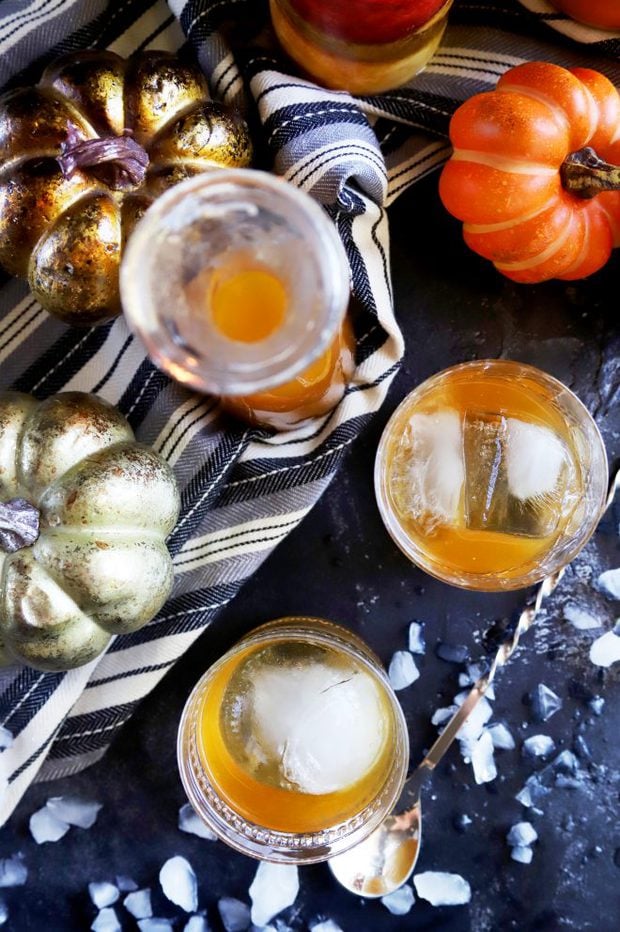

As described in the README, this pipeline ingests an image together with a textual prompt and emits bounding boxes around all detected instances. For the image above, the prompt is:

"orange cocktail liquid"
[384,368,582,579]
[185,259,355,430]
[196,640,396,833]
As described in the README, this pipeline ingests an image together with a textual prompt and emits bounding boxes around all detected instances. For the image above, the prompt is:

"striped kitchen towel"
[0,0,619,824]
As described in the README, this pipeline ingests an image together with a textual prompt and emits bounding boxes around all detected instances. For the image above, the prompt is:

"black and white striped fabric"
[0,0,618,824]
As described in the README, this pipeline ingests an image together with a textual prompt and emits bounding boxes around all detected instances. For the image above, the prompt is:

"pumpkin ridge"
[495,84,588,141]
[495,212,576,271]
[463,197,557,234]
[145,97,215,150]
[450,150,558,174]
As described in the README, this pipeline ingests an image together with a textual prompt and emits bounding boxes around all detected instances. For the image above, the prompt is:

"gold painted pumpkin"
[0,50,252,326]
[0,391,180,671]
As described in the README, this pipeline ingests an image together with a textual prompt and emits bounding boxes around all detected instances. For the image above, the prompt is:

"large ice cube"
[463,414,570,538]
[393,410,464,531]
[249,863,299,927]
[250,662,386,795]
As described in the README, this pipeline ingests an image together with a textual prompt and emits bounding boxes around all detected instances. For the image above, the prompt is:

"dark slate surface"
[0,173,618,932]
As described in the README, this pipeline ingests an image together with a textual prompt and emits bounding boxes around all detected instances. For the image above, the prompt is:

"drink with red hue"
[270,0,452,94]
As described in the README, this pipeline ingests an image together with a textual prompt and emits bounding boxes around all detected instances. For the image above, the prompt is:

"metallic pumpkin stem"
[561,146,620,199]
[0,498,40,553]
[57,125,149,191]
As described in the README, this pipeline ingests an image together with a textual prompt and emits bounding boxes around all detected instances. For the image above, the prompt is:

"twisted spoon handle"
[407,465,619,797]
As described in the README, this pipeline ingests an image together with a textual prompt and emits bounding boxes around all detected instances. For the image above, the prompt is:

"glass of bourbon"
[375,360,608,591]
[177,618,409,863]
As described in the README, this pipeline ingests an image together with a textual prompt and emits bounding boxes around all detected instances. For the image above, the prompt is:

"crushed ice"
[413,871,471,906]
[29,806,70,844]
[0,727,13,750]
[408,621,426,654]
[487,723,515,751]
[46,795,102,828]
[184,918,209,932]
[522,735,556,758]
[249,863,299,927]
[91,907,121,932]
[530,684,562,722]
[89,882,119,909]
[309,922,343,932]
[507,822,538,847]
[381,884,415,915]
[159,856,198,913]
[137,921,173,932]
[471,730,497,784]
[0,899,7,926]
[0,853,27,887]
[435,642,469,664]
[218,897,250,931]
[563,603,601,631]
[388,651,420,691]
[178,803,217,841]
[594,568,620,600]
[589,629,620,667]
[116,875,138,892]
[511,845,533,864]
[124,888,152,919]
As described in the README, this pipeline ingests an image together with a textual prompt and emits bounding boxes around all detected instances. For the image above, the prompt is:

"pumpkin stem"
[57,125,149,191]
[0,498,40,553]
[561,146,620,199]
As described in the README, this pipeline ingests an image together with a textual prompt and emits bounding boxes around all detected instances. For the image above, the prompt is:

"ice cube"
[463,414,568,537]
[218,898,250,932]
[511,845,533,864]
[395,409,464,529]
[29,806,70,844]
[249,863,299,927]
[452,812,472,833]
[46,796,102,828]
[563,603,602,631]
[594,568,620,600]
[505,419,567,500]
[138,921,173,932]
[388,651,420,691]
[506,822,538,847]
[435,642,469,664]
[89,882,119,909]
[455,694,494,759]
[91,908,121,932]
[124,889,152,919]
[116,876,138,892]
[184,918,209,932]
[0,727,13,750]
[381,884,415,915]
[588,696,605,716]
[0,899,7,926]
[0,853,27,887]
[487,723,515,751]
[530,684,562,722]
[432,705,457,726]
[310,922,343,932]
[413,871,471,906]
[251,664,386,794]
[471,730,497,784]
[522,735,556,758]
[159,856,198,913]
[589,630,620,667]
[408,622,426,655]
[515,785,533,808]
[178,803,217,841]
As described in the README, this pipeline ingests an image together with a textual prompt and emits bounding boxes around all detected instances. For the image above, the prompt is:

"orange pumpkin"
[550,1,620,30]
[439,61,620,283]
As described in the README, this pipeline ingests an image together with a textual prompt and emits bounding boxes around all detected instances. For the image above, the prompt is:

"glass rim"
[374,359,609,592]
[120,169,350,396]
[176,616,410,863]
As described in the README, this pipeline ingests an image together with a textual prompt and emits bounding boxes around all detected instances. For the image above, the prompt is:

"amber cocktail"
[270,0,452,93]
[177,618,409,863]
[375,360,608,591]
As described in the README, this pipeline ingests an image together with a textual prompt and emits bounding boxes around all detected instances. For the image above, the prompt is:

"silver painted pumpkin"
[0,391,180,671]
